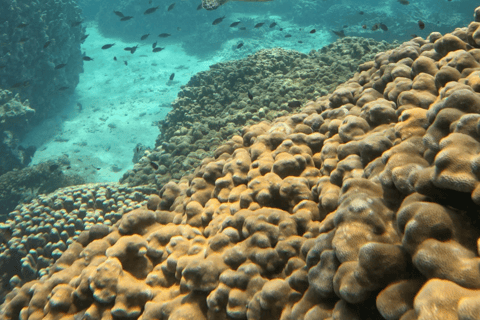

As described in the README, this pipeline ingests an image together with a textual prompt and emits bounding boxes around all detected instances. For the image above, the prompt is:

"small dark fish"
[298,40,303,43]
[83,56,94,61]
[43,41,51,49]
[254,22,265,28]
[332,29,345,37]
[362,24,367,29]
[114,56,117,61]
[247,90,253,100]
[418,20,425,30]
[10,80,25,89]
[343,25,348,28]
[124,61,128,66]
[91,165,101,171]
[158,33,171,38]
[66,166,71,169]
[49,164,59,171]
[284,34,292,38]
[371,24,379,31]
[113,10,124,17]
[16,23,28,28]
[71,20,83,27]
[397,0,409,4]
[239,27,246,30]
[153,47,165,52]
[102,43,115,49]
[230,21,241,27]
[120,16,133,21]
[236,42,243,49]
[141,34,150,40]
[169,73,175,80]
[152,41,157,48]
[197,3,203,10]
[58,86,70,91]
[124,45,138,54]
[279,28,283,31]
[288,100,302,108]
[212,16,226,25]
[144,6,159,15]
[10,80,27,88]
[269,22,277,28]
[411,34,418,38]
[81,34,89,41]
[167,3,176,11]
[359,11,364,15]
[379,23,388,31]
[149,161,159,170]
[55,63,67,69]
[309,29,316,34]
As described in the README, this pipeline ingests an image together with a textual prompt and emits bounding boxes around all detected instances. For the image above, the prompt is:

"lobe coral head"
[202,0,227,10]
[202,0,272,10]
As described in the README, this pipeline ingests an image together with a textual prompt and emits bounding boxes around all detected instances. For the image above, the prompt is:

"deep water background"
[79,0,475,56]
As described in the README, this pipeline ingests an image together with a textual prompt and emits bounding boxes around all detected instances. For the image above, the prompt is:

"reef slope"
[4,8,480,320]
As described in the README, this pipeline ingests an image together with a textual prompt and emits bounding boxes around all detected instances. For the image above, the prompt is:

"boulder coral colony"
[121,38,398,189]
[0,36,396,216]
[4,5,480,320]
[0,37,397,301]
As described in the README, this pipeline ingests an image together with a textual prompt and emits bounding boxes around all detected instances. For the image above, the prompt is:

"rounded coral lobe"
[202,0,225,10]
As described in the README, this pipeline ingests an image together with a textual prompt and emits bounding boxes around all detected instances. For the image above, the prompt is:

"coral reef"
[0,89,36,176]
[0,182,155,302]
[6,8,480,320]
[121,37,397,190]
[201,0,273,11]
[0,156,86,217]
[0,0,85,122]
[0,0,86,221]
